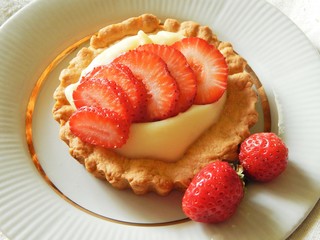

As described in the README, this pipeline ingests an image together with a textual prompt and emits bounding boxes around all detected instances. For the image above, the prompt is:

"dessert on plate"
[52,14,258,196]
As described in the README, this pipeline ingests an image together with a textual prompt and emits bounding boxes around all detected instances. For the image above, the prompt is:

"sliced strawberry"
[73,78,133,122]
[137,44,197,115]
[82,63,148,122]
[69,106,130,148]
[173,37,228,104]
[113,50,179,121]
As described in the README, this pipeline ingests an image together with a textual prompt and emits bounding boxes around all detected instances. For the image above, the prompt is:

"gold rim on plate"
[25,34,271,227]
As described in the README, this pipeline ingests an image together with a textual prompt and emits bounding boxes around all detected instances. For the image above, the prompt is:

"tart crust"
[52,14,258,196]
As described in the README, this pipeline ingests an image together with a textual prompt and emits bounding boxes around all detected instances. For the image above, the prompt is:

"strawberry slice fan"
[69,37,228,149]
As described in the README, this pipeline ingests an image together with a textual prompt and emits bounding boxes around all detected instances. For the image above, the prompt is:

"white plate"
[1,0,320,239]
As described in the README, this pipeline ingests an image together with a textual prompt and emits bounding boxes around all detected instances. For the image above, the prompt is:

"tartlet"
[52,14,258,196]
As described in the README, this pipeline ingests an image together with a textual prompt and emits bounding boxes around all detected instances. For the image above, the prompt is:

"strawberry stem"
[228,161,246,188]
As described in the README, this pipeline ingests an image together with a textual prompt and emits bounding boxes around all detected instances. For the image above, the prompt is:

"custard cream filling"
[65,30,227,162]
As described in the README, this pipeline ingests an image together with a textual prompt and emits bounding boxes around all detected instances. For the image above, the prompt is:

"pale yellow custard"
[116,93,226,161]
[65,30,227,162]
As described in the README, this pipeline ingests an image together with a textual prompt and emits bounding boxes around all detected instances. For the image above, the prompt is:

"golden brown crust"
[52,14,258,196]
[91,14,161,49]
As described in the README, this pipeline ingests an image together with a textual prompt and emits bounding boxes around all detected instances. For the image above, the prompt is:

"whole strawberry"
[239,132,288,182]
[182,161,244,223]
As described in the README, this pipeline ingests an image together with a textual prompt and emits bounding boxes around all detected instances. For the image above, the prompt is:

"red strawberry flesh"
[136,44,197,115]
[83,63,148,122]
[113,50,179,121]
[69,106,130,148]
[73,78,133,122]
[173,37,228,104]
